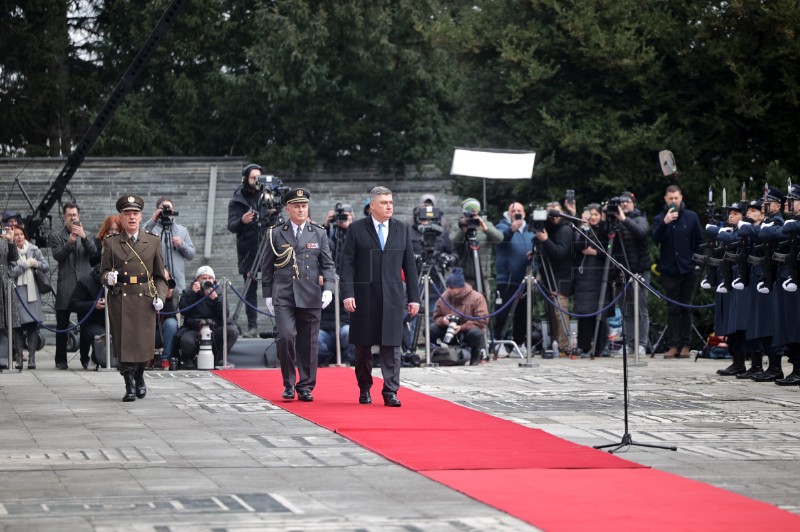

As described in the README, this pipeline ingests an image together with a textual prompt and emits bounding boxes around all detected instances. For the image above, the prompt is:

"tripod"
[407,257,449,355]
[230,208,283,327]
[555,211,677,453]
[493,238,538,359]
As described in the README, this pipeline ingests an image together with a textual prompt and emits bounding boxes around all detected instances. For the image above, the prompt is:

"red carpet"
[216,368,800,530]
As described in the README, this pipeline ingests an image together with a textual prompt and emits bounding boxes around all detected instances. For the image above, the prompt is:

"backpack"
[431,346,470,366]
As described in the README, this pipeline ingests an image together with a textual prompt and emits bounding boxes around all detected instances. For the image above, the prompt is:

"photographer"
[430,268,489,366]
[607,191,651,356]
[450,198,503,300]
[177,266,239,367]
[652,185,703,358]
[494,202,535,352]
[143,197,196,297]
[535,201,574,356]
[323,202,354,263]
[227,163,265,337]
[572,204,610,356]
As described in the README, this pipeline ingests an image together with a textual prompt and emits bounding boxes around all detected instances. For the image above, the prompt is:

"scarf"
[15,241,38,302]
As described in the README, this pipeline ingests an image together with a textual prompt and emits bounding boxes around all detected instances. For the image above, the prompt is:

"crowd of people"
[4,166,800,403]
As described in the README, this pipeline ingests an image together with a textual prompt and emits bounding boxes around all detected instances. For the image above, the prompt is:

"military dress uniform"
[101,195,168,401]
[262,188,335,400]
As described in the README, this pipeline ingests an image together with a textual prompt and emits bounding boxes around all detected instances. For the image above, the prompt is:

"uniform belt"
[119,275,147,284]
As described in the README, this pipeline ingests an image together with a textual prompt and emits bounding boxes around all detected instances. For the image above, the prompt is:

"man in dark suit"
[340,186,421,407]
[102,195,168,402]
[262,188,335,402]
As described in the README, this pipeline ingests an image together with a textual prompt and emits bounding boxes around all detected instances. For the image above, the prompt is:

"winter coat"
[10,241,49,326]
[340,217,420,347]
[495,214,535,286]
[433,283,489,333]
[652,203,703,275]
[227,185,261,274]
[49,225,98,310]
[0,240,21,329]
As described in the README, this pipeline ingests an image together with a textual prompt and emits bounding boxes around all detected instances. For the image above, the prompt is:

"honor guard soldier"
[102,195,168,402]
[776,184,800,385]
[262,188,335,402]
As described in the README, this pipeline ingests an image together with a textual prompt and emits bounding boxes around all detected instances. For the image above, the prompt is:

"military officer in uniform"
[102,195,168,402]
[262,188,335,402]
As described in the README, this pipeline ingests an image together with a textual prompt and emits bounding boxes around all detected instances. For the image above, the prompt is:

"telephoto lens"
[201,280,214,291]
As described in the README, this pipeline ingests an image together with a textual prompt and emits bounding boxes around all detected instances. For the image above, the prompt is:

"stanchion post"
[220,278,233,369]
[104,287,111,370]
[629,276,647,367]
[421,274,437,367]
[333,275,346,367]
[519,275,538,368]
[6,279,12,369]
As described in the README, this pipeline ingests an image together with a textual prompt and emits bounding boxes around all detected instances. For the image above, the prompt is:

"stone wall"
[1,157,463,334]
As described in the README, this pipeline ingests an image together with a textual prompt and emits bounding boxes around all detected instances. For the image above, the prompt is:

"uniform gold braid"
[268,226,300,279]
[125,242,159,298]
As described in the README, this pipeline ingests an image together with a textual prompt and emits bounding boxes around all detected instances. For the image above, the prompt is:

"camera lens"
[201,280,214,291]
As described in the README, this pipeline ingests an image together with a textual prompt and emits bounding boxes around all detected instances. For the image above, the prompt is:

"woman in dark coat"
[572,204,611,357]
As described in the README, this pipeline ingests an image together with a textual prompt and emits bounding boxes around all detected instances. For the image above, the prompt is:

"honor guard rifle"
[752,183,779,293]
[775,179,799,292]
[725,183,751,291]
[694,187,726,290]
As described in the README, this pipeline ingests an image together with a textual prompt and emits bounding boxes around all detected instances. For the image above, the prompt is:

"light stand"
[556,211,677,453]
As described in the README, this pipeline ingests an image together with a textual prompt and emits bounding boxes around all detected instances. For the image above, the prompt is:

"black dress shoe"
[56,362,69,370]
[383,393,402,407]
[297,390,314,402]
[776,371,800,386]
[281,386,295,400]
[359,390,372,404]
[754,367,784,382]
[717,363,746,376]
[736,366,763,379]
[81,359,90,370]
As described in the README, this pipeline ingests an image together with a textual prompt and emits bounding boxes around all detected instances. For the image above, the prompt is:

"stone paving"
[1,342,799,530]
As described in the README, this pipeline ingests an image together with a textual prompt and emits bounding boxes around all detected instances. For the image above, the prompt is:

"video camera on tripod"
[458,209,487,239]
[414,206,455,270]
[159,203,178,226]
[528,206,548,232]
[250,174,290,225]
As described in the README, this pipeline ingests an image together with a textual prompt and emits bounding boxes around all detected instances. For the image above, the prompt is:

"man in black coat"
[69,264,107,368]
[227,163,265,337]
[340,186,420,407]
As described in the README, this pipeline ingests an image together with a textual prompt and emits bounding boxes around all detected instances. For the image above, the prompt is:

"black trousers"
[660,272,698,349]
[493,282,527,346]
[243,273,259,330]
[55,309,71,365]
[355,344,401,395]
[79,322,106,364]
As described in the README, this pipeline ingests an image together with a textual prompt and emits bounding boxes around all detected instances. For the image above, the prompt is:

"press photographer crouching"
[176,266,239,368]
[429,268,489,366]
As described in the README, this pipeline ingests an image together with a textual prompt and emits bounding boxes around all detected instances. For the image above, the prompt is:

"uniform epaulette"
[145,230,157,236]
[309,221,325,230]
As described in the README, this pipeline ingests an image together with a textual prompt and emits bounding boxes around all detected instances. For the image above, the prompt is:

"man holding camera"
[494,202,535,353]
[177,266,239,367]
[50,202,98,369]
[143,197,196,298]
[652,185,703,358]
[451,198,503,301]
[323,203,354,266]
[227,163,265,337]
[608,191,651,356]
[430,268,489,365]
[263,188,335,402]
[535,201,574,356]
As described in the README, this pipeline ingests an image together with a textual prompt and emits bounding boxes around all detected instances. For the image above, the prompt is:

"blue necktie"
[378,223,385,250]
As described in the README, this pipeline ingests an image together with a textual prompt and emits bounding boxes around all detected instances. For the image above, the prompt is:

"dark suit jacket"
[262,222,335,308]
[340,217,420,346]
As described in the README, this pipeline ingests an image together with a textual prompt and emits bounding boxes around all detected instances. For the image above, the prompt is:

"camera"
[442,315,462,344]
[514,213,523,221]
[201,280,214,291]
[605,197,622,215]
[1,227,6,236]
[333,202,350,223]
[161,204,178,217]
[529,207,548,232]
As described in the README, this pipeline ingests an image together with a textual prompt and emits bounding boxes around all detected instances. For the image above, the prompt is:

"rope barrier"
[227,282,274,317]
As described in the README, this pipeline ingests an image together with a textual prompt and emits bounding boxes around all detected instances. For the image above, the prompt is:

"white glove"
[783,278,797,292]
[719,226,734,233]
[732,277,745,290]
[737,220,751,229]
[26,257,38,268]
[266,297,274,315]
[152,297,164,311]
[700,278,712,290]
[756,281,770,294]
[716,283,728,294]
[321,290,333,309]
[107,271,118,286]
